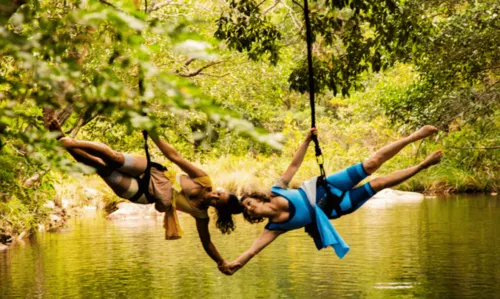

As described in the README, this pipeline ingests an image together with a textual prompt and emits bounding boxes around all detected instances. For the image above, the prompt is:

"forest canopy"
[0,0,498,240]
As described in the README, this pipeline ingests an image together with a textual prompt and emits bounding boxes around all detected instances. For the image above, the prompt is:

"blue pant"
[316,163,376,219]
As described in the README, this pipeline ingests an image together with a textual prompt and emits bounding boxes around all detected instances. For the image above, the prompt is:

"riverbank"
[1,160,497,249]
[1,120,498,247]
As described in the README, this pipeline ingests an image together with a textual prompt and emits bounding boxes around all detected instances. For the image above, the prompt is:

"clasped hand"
[304,127,318,143]
[217,260,242,276]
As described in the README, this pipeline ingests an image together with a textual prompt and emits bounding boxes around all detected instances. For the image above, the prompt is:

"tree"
[380,1,499,129]
[215,0,416,95]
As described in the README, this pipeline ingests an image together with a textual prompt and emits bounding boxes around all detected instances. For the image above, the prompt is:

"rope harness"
[302,0,345,217]
[128,130,167,204]
[129,69,167,204]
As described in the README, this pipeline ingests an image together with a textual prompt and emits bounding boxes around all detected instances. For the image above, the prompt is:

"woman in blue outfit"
[220,126,442,275]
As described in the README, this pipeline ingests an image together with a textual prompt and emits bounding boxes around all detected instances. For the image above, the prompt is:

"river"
[1,194,499,298]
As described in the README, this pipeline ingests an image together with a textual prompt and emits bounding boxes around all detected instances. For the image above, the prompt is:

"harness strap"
[128,131,167,204]
[141,130,153,201]
[316,176,345,217]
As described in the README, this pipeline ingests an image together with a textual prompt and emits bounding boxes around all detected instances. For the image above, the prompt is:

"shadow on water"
[1,194,499,298]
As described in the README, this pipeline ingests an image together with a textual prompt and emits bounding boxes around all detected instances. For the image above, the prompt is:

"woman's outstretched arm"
[151,135,207,178]
[278,128,317,188]
[196,217,226,266]
[223,229,285,275]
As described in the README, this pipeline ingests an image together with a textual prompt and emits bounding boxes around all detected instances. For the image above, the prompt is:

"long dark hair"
[240,191,271,224]
[215,193,244,234]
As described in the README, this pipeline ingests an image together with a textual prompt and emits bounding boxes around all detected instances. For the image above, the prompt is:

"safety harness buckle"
[315,154,324,165]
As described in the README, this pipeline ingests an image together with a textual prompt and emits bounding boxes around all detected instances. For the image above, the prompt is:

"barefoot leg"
[49,119,142,199]
[363,125,438,174]
[49,118,127,169]
[369,150,442,192]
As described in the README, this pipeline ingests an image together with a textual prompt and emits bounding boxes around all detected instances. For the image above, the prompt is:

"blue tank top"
[265,186,313,231]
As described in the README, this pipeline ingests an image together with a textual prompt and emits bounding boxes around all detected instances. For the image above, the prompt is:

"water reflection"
[1,195,499,298]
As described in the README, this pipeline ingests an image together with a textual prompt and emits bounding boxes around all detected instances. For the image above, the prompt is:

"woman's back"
[266,187,313,231]
[166,172,211,219]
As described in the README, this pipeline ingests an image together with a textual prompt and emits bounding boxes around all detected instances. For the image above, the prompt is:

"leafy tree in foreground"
[0,0,282,240]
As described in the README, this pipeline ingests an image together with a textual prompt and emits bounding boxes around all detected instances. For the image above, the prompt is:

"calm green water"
[1,195,499,298]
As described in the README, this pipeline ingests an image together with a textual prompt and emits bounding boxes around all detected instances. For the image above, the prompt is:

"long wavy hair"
[240,191,272,224]
[215,193,244,234]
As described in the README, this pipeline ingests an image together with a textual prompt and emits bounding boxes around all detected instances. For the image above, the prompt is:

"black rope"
[303,0,324,175]
[134,66,155,204]
[142,129,151,170]
[304,0,315,128]
[138,66,151,178]
[302,0,343,218]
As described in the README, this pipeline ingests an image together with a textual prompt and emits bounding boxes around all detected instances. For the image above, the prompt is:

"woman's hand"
[304,127,318,143]
[218,260,243,276]
[228,261,243,274]
[217,260,232,275]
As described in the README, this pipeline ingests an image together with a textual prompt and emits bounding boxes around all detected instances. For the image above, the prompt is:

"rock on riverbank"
[372,188,424,200]
[106,202,163,220]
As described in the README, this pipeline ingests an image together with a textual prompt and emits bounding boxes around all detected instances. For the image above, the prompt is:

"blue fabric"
[267,187,349,259]
[319,162,375,218]
[325,182,375,219]
[326,162,369,190]
[265,163,376,259]
[313,205,350,258]
[266,187,313,231]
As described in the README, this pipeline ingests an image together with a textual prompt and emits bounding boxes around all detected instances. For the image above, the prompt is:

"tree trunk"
[56,104,74,125]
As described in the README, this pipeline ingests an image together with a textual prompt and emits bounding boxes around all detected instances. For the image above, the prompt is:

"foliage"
[0,0,278,240]
[379,1,499,129]
[215,0,417,95]
[0,0,498,242]
[215,0,281,64]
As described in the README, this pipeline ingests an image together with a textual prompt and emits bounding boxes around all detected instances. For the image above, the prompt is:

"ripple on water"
[1,195,500,298]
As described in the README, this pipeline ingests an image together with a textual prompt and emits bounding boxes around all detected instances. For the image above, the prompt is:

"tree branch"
[290,0,303,11]
[147,0,183,12]
[183,57,196,67]
[263,0,282,15]
[98,0,120,10]
[282,1,302,30]
[197,72,230,78]
[175,60,225,77]
[256,0,268,9]
[56,104,74,126]
[69,112,99,138]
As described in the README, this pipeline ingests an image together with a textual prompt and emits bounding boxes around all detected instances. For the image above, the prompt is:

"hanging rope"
[302,0,345,218]
[129,66,157,204]
[303,0,325,178]
[138,66,151,172]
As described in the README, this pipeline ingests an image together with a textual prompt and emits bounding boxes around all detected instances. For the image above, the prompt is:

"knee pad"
[103,171,141,200]
[119,153,136,172]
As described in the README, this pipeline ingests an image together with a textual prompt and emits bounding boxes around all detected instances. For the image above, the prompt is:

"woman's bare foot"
[48,119,78,149]
[411,125,438,141]
[48,118,65,140]
[420,150,443,169]
[43,107,56,129]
